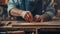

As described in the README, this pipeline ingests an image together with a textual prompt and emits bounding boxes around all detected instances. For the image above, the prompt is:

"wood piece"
[7,31,24,34]
[0,20,60,26]
[11,21,60,26]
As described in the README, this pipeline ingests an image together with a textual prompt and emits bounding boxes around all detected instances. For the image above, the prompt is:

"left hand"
[34,14,49,22]
[39,14,49,22]
[33,15,40,22]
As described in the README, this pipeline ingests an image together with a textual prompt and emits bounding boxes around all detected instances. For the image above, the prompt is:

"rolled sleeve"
[45,6,55,17]
[7,0,16,12]
[7,0,19,16]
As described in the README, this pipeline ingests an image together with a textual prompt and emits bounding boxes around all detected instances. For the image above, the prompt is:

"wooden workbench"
[0,20,60,34]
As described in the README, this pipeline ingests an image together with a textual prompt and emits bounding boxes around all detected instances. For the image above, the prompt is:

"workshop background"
[0,0,60,21]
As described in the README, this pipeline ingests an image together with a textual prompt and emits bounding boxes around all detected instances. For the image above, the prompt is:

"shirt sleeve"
[7,0,16,16]
[45,5,55,17]
[7,0,16,12]
[7,0,21,16]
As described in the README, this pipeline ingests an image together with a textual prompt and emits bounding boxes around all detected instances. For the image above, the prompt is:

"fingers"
[33,15,45,22]
[24,13,28,22]
[33,16,38,22]
[40,17,44,22]
[28,12,33,22]
[24,12,33,22]
[34,15,41,22]
[39,15,47,22]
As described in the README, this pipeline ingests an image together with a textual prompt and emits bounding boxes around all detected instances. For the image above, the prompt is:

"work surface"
[0,20,60,28]
[0,20,60,32]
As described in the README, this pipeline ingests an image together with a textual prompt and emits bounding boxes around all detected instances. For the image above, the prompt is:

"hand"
[39,14,48,22]
[34,15,41,22]
[21,11,33,22]
[34,14,49,22]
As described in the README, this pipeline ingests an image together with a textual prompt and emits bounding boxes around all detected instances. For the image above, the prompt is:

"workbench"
[0,20,60,34]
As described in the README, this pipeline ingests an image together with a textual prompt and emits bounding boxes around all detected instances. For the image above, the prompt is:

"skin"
[10,8,49,22]
[10,8,33,22]
[34,14,49,22]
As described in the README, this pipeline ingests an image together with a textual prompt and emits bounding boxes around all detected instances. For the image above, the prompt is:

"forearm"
[10,8,23,16]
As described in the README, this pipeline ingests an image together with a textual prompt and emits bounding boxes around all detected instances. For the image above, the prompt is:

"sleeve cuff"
[45,11,55,17]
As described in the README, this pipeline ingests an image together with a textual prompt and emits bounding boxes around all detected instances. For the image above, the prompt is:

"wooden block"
[7,31,24,34]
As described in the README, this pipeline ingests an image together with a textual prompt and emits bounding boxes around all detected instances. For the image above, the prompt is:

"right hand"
[20,11,33,22]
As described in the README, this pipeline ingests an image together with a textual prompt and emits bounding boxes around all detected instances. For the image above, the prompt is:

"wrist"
[20,11,30,18]
[42,14,49,17]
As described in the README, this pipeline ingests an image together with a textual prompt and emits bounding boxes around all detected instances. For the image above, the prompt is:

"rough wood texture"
[1,20,60,26]
[0,20,60,28]
[7,31,24,34]
[0,20,60,34]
